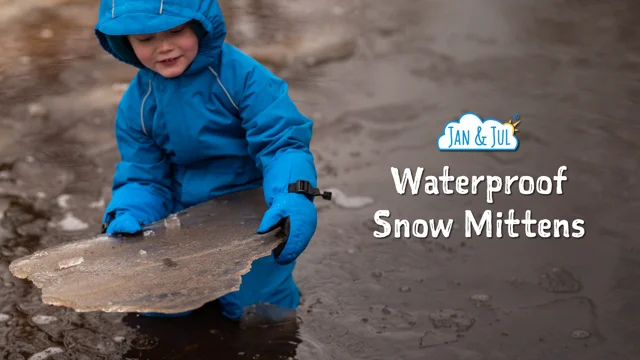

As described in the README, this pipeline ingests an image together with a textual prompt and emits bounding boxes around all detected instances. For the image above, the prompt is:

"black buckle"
[288,180,332,200]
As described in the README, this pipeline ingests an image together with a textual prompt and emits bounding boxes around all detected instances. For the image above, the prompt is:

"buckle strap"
[288,180,332,201]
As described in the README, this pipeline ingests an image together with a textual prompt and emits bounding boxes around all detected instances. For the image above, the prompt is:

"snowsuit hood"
[95,0,226,73]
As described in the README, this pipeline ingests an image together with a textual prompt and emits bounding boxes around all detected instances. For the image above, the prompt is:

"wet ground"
[1,0,640,359]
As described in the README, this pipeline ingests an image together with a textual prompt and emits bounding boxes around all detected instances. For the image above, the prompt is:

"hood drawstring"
[112,0,166,18]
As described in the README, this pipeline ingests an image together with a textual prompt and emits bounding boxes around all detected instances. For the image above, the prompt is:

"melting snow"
[27,347,64,360]
[325,187,374,209]
[32,315,58,325]
[58,213,89,231]
[56,194,71,209]
[89,197,105,209]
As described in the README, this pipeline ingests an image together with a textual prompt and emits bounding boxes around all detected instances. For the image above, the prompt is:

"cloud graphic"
[437,112,519,151]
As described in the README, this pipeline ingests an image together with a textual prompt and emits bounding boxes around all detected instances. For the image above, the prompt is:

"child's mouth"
[158,56,181,65]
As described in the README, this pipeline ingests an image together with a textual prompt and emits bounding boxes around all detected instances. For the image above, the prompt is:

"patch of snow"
[111,83,129,92]
[32,315,58,325]
[325,187,374,209]
[27,347,64,360]
[58,213,89,231]
[27,102,48,118]
[56,194,71,209]
[89,197,105,209]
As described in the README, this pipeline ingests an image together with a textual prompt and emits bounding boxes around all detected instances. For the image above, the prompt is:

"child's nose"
[157,40,174,52]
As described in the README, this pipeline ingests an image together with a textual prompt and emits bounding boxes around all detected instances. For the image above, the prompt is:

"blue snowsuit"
[94,0,318,319]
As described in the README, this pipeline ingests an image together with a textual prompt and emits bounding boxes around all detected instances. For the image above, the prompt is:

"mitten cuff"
[262,149,317,206]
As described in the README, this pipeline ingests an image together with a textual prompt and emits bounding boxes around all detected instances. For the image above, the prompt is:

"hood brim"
[95,0,226,71]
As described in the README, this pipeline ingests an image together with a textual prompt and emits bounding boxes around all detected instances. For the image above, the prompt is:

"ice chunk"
[164,214,180,229]
[9,187,285,314]
[0,313,10,322]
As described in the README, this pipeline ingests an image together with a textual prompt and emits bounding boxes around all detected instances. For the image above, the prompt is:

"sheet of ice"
[9,188,285,314]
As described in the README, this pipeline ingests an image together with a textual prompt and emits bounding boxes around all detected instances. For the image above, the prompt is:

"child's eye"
[136,36,152,42]
[170,26,185,34]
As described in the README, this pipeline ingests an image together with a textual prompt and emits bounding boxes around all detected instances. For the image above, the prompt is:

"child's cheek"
[138,47,155,67]
[181,34,199,57]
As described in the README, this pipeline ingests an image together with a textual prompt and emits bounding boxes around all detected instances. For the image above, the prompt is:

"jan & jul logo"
[438,113,521,151]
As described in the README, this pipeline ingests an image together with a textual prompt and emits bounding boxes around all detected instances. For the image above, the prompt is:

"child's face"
[127,23,199,78]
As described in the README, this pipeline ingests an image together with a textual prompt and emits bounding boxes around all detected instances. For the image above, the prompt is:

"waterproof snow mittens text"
[257,192,317,265]
[105,212,142,235]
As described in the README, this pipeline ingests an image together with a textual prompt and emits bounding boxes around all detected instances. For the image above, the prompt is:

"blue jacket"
[95,0,317,226]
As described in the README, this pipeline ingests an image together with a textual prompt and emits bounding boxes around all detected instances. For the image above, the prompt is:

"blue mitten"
[258,192,317,265]
[105,212,142,235]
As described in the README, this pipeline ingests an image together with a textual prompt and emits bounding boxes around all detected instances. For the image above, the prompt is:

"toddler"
[95,0,327,320]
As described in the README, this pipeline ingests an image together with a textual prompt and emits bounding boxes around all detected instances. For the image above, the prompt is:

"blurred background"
[1,0,639,359]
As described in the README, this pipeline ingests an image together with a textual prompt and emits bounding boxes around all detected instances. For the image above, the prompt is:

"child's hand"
[106,213,142,235]
[257,193,317,265]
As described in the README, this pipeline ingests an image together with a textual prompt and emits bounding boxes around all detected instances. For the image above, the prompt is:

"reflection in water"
[122,302,300,360]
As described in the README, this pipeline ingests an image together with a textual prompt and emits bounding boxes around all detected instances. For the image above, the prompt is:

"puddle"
[0,0,639,359]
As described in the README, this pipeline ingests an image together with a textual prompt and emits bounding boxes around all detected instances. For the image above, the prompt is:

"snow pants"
[217,255,300,320]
